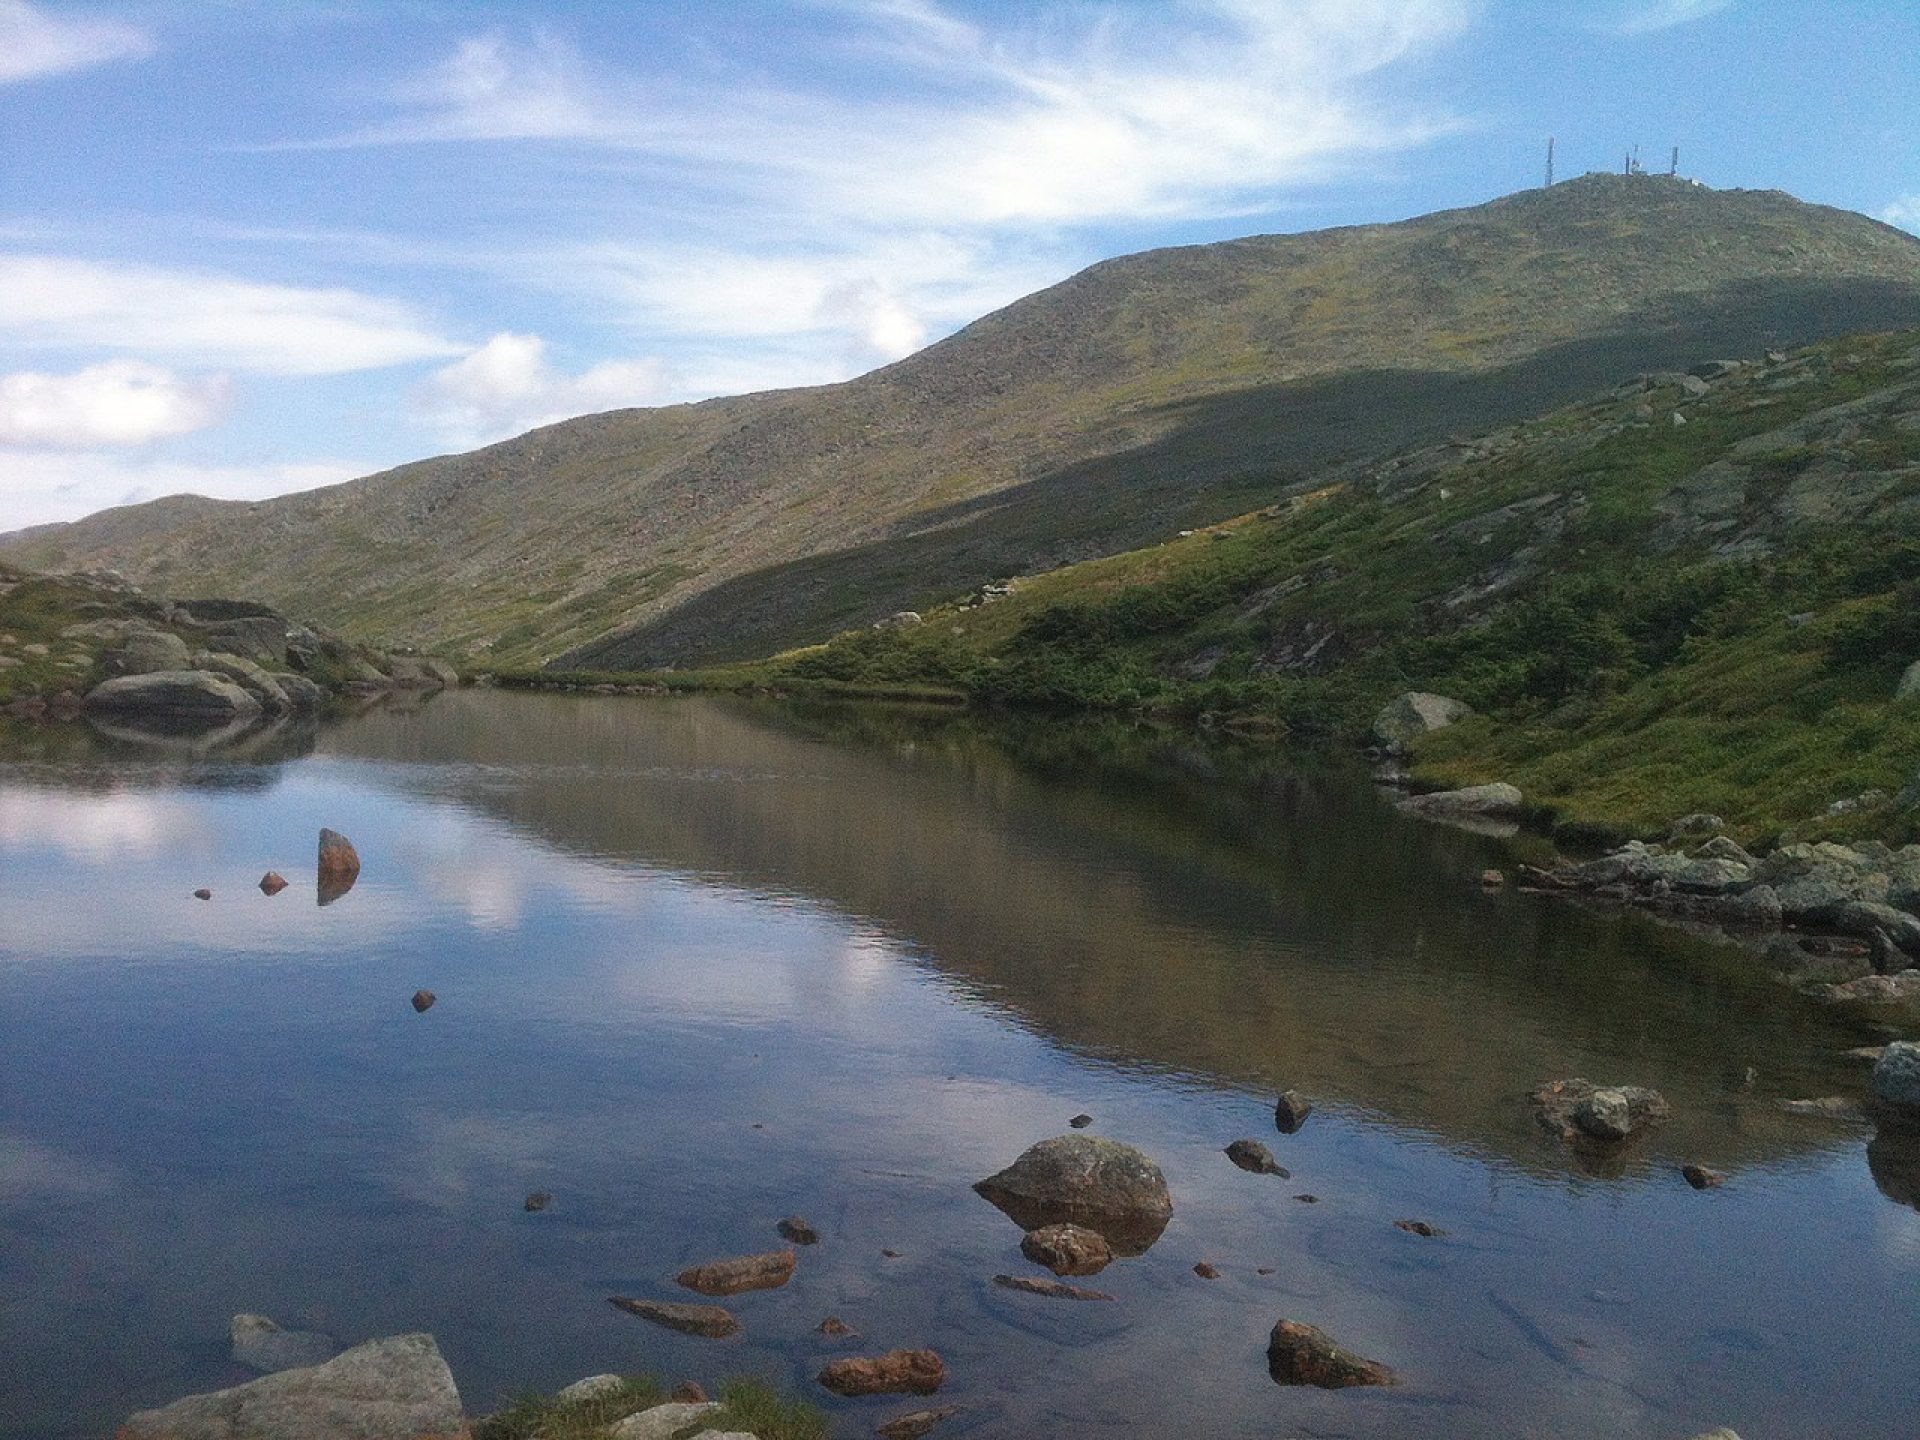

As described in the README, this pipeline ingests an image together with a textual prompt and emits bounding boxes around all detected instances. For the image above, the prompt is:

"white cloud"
[0,255,461,376]
[1883,195,1920,235]
[412,332,675,444]
[0,0,151,85]
[1607,0,1736,34]
[0,361,232,447]
[0,450,371,531]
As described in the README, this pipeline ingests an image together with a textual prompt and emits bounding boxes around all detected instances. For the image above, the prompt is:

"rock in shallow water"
[1266,1319,1395,1389]
[777,1215,820,1245]
[608,1296,741,1339]
[1225,1138,1288,1176]
[1531,1078,1669,1142]
[118,1333,462,1440]
[1682,1164,1727,1190]
[974,1135,1172,1255]
[410,990,435,1013]
[1273,1090,1313,1134]
[258,871,288,896]
[875,1405,961,1439]
[1871,1041,1920,1123]
[992,1273,1114,1301]
[1019,1223,1112,1277]
[675,1248,797,1296]
[228,1313,338,1375]
[818,1350,947,1397]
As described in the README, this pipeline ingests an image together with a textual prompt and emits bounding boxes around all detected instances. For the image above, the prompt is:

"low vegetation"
[473,1377,828,1440]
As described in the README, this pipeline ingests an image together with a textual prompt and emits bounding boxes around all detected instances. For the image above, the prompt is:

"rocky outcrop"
[1373,692,1472,749]
[84,671,262,719]
[1266,1319,1395,1389]
[974,1136,1173,1255]
[818,1350,946,1397]
[116,1333,465,1440]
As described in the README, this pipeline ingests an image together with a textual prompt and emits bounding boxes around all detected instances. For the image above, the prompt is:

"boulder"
[386,655,460,689]
[1834,901,1920,960]
[607,1296,741,1339]
[228,1314,339,1374]
[974,1136,1173,1255]
[1225,1138,1288,1176]
[555,1375,624,1404]
[259,872,288,896]
[1668,813,1726,841]
[273,673,327,711]
[818,1350,946,1398]
[83,671,263,720]
[201,616,294,667]
[192,653,292,713]
[1019,1223,1113,1277]
[102,629,193,676]
[1757,842,1890,923]
[1681,1164,1726,1190]
[1691,835,1754,865]
[1898,660,1920,701]
[1373,692,1472,749]
[318,830,361,888]
[1273,1091,1313,1134]
[1266,1319,1395,1389]
[608,1402,722,1440]
[991,1274,1114,1301]
[1870,1041,1920,1124]
[116,1333,464,1440]
[1816,970,1920,1005]
[674,1249,797,1296]
[1668,857,1753,894]
[1532,1079,1669,1142]
[1400,782,1524,818]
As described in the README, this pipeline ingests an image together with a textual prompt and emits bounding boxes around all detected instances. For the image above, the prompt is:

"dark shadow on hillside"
[564,276,1920,668]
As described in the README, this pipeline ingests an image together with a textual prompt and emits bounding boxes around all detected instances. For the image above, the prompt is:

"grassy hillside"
[8,176,1920,672]
[759,329,1920,844]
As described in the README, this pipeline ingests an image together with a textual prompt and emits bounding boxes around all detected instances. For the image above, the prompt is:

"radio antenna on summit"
[1669,145,1680,176]
[1544,136,1555,188]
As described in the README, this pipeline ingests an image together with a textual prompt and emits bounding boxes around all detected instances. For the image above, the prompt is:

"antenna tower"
[1669,145,1679,176]
[1544,136,1555,187]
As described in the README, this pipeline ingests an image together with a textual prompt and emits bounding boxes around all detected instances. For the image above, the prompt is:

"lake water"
[2,691,1916,1439]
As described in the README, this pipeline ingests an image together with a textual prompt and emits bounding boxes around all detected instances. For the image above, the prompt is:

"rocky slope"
[7,175,1920,669]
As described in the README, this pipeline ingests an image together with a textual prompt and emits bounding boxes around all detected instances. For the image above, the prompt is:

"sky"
[1,0,1918,531]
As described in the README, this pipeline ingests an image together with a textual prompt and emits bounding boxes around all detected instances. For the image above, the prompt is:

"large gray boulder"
[1871,1042,1920,1124]
[193,653,293,713]
[83,671,262,719]
[201,616,295,667]
[1400,782,1524,818]
[1373,692,1472,749]
[1757,842,1892,924]
[102,629,193,677]
[116,1333,464,1440]
[975,1135,1172,1254]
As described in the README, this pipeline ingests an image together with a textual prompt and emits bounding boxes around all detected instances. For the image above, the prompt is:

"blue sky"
[2,0,1917,529]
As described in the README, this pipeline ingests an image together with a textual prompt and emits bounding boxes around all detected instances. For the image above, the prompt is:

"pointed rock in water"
[410,990,435,1013]
[1681,1164,1726,1190]
[1019,1223,1112,1277]
[1226,1138,1289,1176]
[1267,1319,1396,1389]
[258,871,288,896]
[1068,1113,1094,1128]
[675,1249,797,1296]
[117,1332,463,1439]
[973,1135,1172,1255]
[609,1401,722,1440]
[992,1273,1115,1301]
[228,1313,338,1374]
[777,1215,821,1245]
[316,828,360,885]
[1273,1091,1313,1134]
[876,1405,961,1440]
[609,1296,741,1339]
[818,1350,947,1397]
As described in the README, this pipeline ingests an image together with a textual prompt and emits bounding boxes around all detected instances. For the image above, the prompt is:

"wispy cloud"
[1606,0,1736,35]
[0,361,231,448]
[0,255,460,376]
[0,0,151,85]
[0,450,373,532]
[1882,195,1920,235]
[412,333,673,445]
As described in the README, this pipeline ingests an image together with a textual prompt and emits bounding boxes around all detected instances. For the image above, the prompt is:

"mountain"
[7,174,1920,669]
[774,326,1920,843]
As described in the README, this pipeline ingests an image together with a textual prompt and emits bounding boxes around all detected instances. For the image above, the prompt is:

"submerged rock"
[608,1296,741,1339]
[1192,1261,1221,1278]
[1225,1138,1289,1176]
[523,1192,551,1212]
[777,1216,821,1245]
[675,1249,797,1296]
[118,1333,462,1440]
[875,1405,961,1439]
[1266,1319,1396,1389]
[228,1313,338,1375]
[818,1350,947,1398]
[992,1273,1114,1301]
[817,1316,858,1338]
[1532,1078,1670,1142]
[974,1136,1172,1255]
[1019,1223,1113,1277]
[1393,1220,1444,1237]
[1777,1096,1860,1120]
[1272,1091,1313,1134]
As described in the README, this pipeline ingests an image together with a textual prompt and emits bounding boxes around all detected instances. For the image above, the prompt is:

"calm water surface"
[2,692,1917,1439]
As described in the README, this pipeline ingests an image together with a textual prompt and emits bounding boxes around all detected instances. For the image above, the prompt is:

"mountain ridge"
[8,174,1920,668]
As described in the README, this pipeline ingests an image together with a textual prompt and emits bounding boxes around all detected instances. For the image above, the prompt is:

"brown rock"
[818,1350,946,1398]
[523,1192,551,1212]
[1480,868,1507,888]
[608,1297,741,1339]
[410,990,436,1013]
[1531,1078,1669,1142]
[258,871,288,896]
[1273,1091,1313,1134]
[1192,1261,1220,1279]
[675,1249,797,1296]
[1267,1319,1396,1389]
[1393,1219,1444,1237]
[669,1382,709,1404]
[973,1135,1172,1255]
[817,1316,858,1337]
[992,1273,1114,1301]
[1226,1138,1289,1176]
[193,888,212,901]
[1019,1223,1112,1277]
[875,1406,960,1440]
[1681,1164,1726,1190]
[777,1216,821,1245]
[317,828,360,906]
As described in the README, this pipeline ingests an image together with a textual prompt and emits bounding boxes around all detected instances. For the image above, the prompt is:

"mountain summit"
[9,175,1920,667]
